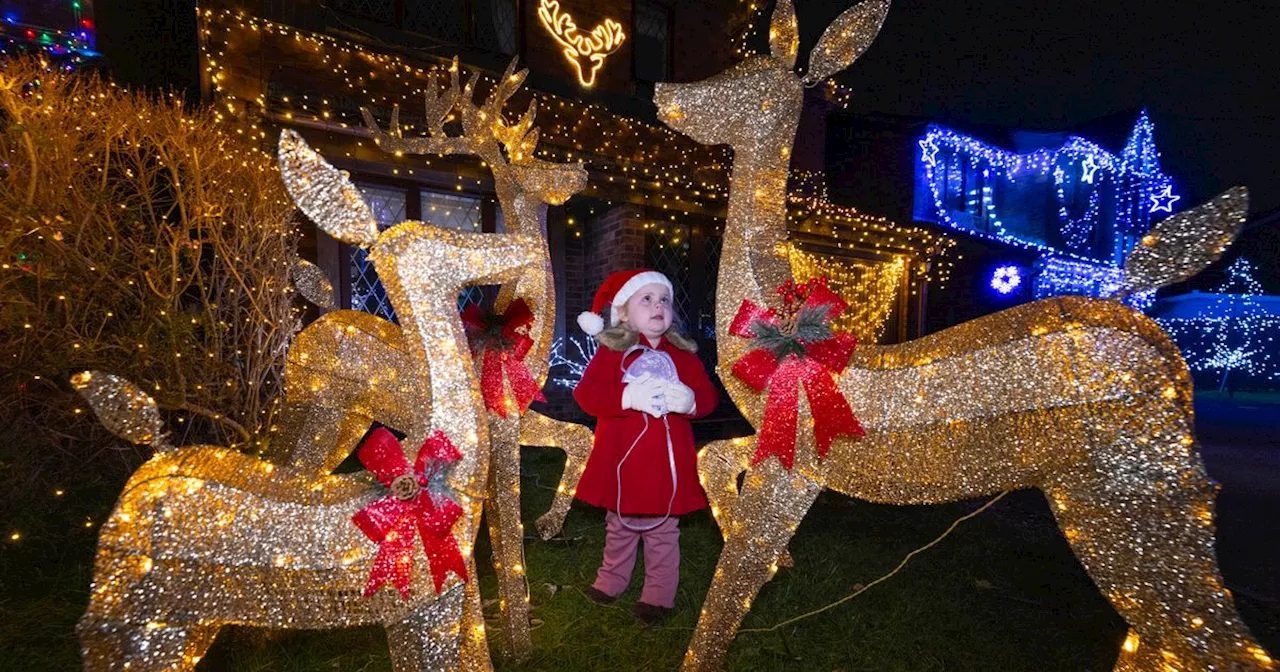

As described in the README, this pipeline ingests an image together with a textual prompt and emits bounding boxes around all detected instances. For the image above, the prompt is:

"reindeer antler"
[362,58,541,167]
[360,58,481,158]
[493,98,540,166]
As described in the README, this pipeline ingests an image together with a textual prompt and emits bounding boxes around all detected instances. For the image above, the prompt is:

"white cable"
[615,344,680,532]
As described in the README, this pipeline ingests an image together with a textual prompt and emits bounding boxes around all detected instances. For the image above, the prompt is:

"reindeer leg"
[483,416,533,662]
[519,411,592,540]
[386,585,471,672]
[459,555,495,672]
[698,439,794,570]
[1044,401,1274,671]
[682,460,822,672]
[78,615,218,672]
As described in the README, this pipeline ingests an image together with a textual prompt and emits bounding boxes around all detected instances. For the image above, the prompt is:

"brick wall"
[585,204,646,306]
[562,221,587,331]
[537,202,646,421]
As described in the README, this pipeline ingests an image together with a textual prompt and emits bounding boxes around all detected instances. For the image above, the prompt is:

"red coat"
[573,335,719,516]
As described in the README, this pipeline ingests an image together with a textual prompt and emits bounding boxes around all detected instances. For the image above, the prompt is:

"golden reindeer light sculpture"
[332,58,589,661]
[655,1,1275,670]
[70,129,547,672]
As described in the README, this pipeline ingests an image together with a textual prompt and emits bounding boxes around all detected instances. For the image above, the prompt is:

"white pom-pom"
[577,311,604,336]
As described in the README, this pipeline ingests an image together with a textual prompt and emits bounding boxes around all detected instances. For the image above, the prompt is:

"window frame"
[631,0,673,85]
[330,174,498,313]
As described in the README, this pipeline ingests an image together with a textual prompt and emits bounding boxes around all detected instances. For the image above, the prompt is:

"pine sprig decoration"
[749,319,805,359]
[794,305,834,343]
[749,304,835,360]
[466,310,514,352]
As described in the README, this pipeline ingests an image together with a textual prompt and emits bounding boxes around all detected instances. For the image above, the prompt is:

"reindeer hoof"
[535,513,563,540]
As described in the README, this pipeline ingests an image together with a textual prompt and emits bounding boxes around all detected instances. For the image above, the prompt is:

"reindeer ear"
[277,129,380,247]
[1119,186,1248,296]
[802,0,890,85]
[768,0,800,69]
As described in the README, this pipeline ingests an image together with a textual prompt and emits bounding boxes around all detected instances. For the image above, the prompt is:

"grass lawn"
[2,446,1277,671]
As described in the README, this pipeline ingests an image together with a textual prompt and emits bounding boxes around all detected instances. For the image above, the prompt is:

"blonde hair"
[595,322,699,353]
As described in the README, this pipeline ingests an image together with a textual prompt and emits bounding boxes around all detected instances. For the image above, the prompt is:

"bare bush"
[0,57,298,504]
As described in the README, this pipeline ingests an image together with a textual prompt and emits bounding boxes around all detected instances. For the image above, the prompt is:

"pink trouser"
[592,511,680,608]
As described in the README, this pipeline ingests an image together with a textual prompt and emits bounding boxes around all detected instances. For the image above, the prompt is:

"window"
[420,190,492,309]
[329,0,396,22]
[633,1,670,83]
[348,184,492,323]
[473,0,518,55]
[350,185,407,322]
[331,0,515,55]
[421,190,486,232]
[643,219,692,335]
[405,0,466,41]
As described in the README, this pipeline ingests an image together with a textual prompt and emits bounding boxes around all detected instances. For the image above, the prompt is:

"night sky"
[794,0,1279,215]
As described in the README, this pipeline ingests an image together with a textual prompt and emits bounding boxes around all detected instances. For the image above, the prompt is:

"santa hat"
[577,268,674,336]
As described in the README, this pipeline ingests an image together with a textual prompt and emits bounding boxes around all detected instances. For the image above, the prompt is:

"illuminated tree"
[1157,259,1280,392]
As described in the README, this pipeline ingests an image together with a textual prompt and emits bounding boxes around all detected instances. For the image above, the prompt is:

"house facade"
[195,0,951,425]
[825,109,1186,330]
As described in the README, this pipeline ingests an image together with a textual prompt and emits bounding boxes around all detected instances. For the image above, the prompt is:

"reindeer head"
[655,0,889,154]
[537,0,626,88]
[510,159,587,206]
[278,126,540,281]
[278,128,544,447]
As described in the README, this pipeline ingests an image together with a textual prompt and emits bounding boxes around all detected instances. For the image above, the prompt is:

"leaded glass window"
[421,190,489,308]
[421,190,484,232]
[329,0,395,22]
[633,1,670,83]
[350,185,407,322]
[643,220,691,332]
[474,0,518,55]
[349,185,492,321]
[405,0,465,42]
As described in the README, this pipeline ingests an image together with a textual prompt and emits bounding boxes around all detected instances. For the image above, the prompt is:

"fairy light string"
[198,8,955,287]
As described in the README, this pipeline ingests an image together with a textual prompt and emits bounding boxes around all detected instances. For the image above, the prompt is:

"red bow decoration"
[729,278,865,470]
[352,428,470,599]
[461,298,546,418]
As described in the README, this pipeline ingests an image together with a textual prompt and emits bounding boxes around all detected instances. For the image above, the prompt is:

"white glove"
[621,374,667,418]
[663,382,696,415]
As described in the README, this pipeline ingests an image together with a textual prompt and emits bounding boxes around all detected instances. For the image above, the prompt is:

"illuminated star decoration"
[1149,185,1181,213]
[918,138,939,167]
[1080,155,1099,183]
[990,265,1022,295]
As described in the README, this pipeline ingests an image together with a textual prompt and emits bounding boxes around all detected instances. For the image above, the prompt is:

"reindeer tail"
[290,255,336,309]
[1117,186,1248,296]
[70,371,174,453]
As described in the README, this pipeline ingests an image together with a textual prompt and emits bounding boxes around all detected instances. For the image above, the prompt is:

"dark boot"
[583,586,616,604]
[631,601,672,626]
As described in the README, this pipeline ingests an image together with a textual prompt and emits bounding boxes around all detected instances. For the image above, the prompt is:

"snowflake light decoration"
[990,265,1022,295]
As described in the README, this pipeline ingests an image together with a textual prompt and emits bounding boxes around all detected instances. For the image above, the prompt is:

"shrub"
[0,56,298,506]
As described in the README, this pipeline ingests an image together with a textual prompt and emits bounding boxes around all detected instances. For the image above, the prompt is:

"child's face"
[621,283,673,340]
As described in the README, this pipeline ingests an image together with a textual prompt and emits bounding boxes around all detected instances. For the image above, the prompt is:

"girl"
[572,268,719,625]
